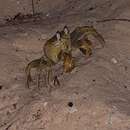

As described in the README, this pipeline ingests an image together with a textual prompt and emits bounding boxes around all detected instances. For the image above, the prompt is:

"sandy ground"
[0,0,130,130]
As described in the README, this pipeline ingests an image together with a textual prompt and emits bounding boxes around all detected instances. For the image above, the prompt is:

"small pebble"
[124,66,128,71]
[88,7,94,11]
[17,1,20,4]
[111,58,118,64]
[124,85,127,89]
[0,85,3,90]
[44,102,48,107]
[6,111,10,116]
[92,79,96,82]
[13,103,17,109]
[83,97,87,99]
[14,77,18,81]
[15,48,19,52]
[68,102,73,107]
[46,13,50,17]
[74,91,79,95]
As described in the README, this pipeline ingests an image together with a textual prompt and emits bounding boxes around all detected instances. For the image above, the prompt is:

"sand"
[0,0,130,130]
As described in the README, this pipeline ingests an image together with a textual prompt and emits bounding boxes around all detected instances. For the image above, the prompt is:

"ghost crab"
[25,30,74,90]
[25,25,105,90]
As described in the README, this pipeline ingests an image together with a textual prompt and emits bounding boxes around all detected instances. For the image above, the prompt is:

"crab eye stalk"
[63,26,69,34]
[56,31,61,41]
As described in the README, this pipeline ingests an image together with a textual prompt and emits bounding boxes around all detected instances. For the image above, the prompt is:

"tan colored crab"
[25,25,105,90]
[25,31,74,90]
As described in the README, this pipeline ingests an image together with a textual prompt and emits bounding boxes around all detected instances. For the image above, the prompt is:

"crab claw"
[77,38,93,56]
[71,26,105,48]
[63,52,75,73]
